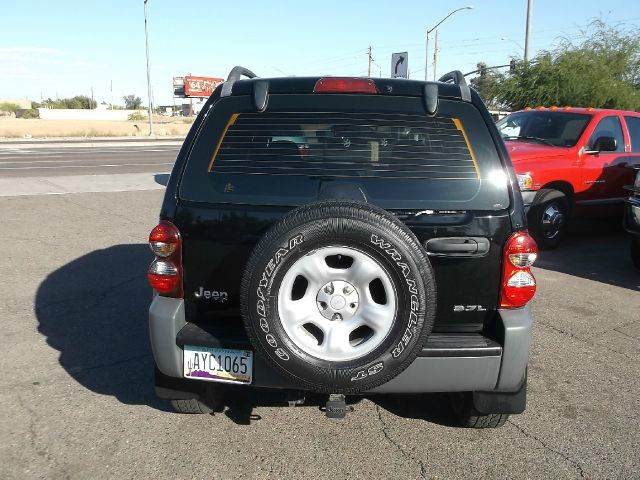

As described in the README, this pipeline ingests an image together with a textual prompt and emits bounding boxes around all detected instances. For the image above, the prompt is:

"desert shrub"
[0,102,21,113]
[127,112,146,121]
[20,109,39,119]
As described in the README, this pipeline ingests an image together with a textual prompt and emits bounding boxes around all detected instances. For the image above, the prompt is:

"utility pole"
[524,0,532,62]
[367,46,373,77]
[143,0,154,135]
[433,30,439,81]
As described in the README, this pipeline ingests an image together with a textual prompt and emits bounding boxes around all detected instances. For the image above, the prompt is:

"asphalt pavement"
[0,141,180,177]
[0,142,639,479]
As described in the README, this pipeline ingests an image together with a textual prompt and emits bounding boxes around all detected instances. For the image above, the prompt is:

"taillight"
[500,231,538,308]
[313,78,378,94]
[147,220,183,297]
[299,145,311,156]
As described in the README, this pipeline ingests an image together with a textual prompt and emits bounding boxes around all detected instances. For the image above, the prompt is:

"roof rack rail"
[438,70,467,87]
[437,70,471,102]
[221,66,258,97]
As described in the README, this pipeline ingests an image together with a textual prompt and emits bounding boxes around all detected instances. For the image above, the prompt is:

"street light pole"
[143,0,153,136]
[424,5,473,81]
[501,36,525,53]
[524,0,533,63]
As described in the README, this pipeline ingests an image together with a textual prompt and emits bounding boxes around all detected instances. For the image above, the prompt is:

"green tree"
[470,62,501,108]
[123,95,143,109]
[38,96,96,109]
[492,21,640,110]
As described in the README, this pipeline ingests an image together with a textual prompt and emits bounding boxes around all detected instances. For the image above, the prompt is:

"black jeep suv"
[148,67,537,428]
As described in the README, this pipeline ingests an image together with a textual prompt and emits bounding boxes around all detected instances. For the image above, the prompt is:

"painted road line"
[0,149,37,155]
[0,162,174,170]
[0,172,169,197]
[0,140,183,150]
[0,157,67,163]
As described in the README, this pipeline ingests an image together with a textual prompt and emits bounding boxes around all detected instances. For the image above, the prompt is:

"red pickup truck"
[496,107,640,248]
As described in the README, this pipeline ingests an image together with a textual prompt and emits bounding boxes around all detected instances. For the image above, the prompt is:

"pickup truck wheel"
[631,237,640,270]
[450,393,509,428]
[241,200,437,394]
[528,189,569,249]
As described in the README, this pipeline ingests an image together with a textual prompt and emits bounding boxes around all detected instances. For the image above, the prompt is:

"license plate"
[183,345,253,385]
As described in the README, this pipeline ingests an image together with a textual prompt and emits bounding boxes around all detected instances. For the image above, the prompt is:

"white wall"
[37,109,148,121]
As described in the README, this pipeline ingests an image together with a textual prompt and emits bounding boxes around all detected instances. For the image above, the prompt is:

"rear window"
[180,95,509,210]
[625,116,640,153]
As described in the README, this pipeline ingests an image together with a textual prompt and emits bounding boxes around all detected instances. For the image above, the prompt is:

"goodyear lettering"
[254,234,305,362]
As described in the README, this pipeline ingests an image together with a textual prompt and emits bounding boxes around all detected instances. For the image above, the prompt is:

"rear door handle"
[425,237,490,257]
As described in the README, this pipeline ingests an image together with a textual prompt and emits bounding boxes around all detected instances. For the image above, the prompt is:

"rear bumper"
[149,296,532,394]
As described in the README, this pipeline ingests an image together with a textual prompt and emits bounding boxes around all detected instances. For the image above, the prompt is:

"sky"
[1,0,639,106]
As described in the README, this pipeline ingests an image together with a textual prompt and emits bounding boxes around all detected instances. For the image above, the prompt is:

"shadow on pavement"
[369,394,459,427]
[154,173,170,186]
[535,217,639,291]
[214,388,456,426]
[35,244,170,410]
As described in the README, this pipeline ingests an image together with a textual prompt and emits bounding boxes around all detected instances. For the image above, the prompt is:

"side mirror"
[586,136,617,154]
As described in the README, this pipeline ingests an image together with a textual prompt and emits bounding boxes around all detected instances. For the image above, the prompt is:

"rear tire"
[450,393,509,429]
[528,189,569,250]
[631,236,640,270]
[169,385,223,414]
[170,398,213,414]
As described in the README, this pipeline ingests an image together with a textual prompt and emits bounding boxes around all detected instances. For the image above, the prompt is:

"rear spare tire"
[240,201,436,393]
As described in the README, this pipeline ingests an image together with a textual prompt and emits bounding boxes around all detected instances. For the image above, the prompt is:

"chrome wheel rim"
[277,246,397,362]
[541,203,565,240]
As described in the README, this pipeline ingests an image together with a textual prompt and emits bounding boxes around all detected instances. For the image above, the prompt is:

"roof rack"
[221,66,258,97]
[438,70,467,87]
[437,70,471,102]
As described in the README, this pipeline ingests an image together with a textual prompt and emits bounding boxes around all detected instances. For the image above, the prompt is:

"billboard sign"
[183,76,224,97]
[173,77,185,97]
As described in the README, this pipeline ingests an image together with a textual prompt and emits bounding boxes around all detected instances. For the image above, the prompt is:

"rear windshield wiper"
[504,135,555,147]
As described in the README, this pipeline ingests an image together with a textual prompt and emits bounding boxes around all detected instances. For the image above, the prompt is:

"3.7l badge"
[453,305,486,312]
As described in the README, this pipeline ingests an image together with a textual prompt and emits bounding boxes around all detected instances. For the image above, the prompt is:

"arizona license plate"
[183,345,253,384]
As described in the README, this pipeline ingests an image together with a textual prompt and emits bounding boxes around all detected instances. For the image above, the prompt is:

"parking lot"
[1,181,639,479]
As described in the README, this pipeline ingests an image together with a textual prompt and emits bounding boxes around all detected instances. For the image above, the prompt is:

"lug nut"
[324,283,334,294]
[332,313,342,321]
[343,285,352,294]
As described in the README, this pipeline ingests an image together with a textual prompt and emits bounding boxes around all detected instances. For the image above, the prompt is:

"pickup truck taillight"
[147,221,183,298]
[500,231,538,308]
